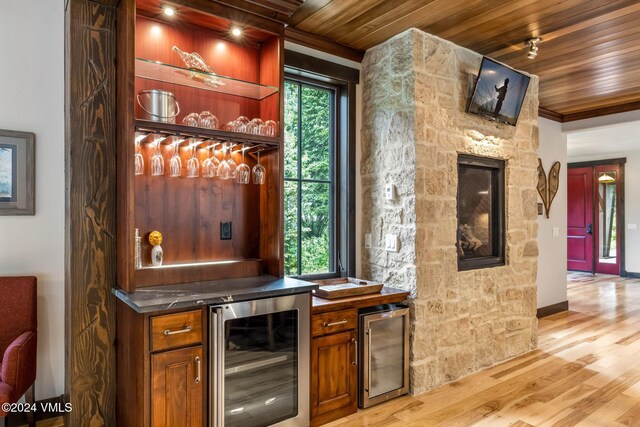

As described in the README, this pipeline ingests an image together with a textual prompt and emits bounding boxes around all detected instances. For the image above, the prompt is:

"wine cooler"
[210,294,310,427]
[358,304,410,408]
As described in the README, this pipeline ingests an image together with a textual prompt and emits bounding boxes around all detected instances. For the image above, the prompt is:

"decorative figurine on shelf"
[134,228,143,269]
[172,46,224,88]
[149,230,164,267]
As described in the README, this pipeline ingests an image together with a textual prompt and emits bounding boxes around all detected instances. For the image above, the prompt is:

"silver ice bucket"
[137,89,180,123]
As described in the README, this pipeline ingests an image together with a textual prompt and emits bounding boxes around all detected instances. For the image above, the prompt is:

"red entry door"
[568,167,594,272]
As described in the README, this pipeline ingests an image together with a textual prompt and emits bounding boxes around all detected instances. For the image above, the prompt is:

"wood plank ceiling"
[282,0,640,121]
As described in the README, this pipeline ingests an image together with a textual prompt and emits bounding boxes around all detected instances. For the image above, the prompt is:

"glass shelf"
[135,58,279,100]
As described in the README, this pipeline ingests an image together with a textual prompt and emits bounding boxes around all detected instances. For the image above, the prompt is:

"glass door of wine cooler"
[359,305,409,408]
[210,294,310,427]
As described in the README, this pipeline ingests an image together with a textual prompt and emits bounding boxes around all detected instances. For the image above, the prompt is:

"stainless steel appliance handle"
[323,319,348,327]
[352,337,358,366]
[195,356,201,383]
[367,328,372,392]
[163,325,192,335]
[212,307,224,427]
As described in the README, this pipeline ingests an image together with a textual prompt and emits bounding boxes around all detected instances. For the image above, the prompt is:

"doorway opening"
[567,159,625,275]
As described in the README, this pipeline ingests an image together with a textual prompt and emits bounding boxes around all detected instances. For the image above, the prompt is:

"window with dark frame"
[457,154,506,271]
[283,50,358,280]
[284,78,337,277]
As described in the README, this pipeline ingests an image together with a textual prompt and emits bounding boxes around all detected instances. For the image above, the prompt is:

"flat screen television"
[467,57,531,126]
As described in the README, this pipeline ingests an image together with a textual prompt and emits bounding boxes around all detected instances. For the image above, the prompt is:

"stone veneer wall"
[361,29,539,394]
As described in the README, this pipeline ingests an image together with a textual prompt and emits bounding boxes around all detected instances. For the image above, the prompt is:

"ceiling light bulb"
[231,27,242,37]
[163,6,175,16]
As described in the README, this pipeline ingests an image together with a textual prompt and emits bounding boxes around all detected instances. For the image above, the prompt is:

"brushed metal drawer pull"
[323,319,348,327]
[352,337,358,366]
[163,325,192,336]
[195,356,201,383]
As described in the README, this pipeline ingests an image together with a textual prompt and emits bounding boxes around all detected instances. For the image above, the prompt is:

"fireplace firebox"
[457,154,505,271]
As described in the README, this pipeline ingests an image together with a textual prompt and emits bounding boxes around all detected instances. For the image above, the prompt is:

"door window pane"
[598,171,617,264]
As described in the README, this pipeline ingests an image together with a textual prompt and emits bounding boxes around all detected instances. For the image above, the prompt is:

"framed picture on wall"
[0,129,35,215]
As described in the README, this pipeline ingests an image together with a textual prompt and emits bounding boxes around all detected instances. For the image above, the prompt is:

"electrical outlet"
[552,227,559,237]
[385,234,399,252]
[385,184,396,201]
[220,222,232,240]
[628,223,638,230]
[364,233,372,249]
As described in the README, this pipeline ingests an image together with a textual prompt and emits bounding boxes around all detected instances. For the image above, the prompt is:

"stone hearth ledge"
[113,275,318,313]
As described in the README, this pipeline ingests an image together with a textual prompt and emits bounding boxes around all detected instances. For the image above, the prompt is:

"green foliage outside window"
[284,80,334,276]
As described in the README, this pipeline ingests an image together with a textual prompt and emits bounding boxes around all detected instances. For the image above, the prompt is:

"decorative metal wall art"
[536,158,561,218]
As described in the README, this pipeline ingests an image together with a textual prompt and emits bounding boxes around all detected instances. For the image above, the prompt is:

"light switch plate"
[384,184,396,200]
[364,233,372,248]
[552,227,559,237]
[385,234,399,252]
[628,223,638,230]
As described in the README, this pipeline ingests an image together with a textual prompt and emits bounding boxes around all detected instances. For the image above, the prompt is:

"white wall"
[536,118,568,308]
[283,42,364,277]
[568,149,640,273]
[0,0,65,399]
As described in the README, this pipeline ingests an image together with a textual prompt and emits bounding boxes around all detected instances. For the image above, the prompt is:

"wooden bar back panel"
[135,143,260,266]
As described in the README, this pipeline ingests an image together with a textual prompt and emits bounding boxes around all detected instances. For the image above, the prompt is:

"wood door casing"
[152,346,203,427]
[310,330,358,425]
[568,167,594,272]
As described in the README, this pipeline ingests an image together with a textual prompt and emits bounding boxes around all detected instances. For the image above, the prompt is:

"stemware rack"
[135,120,280,148]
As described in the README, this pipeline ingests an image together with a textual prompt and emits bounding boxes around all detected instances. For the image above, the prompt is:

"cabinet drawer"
[151,310,202,352]
[312,309,357,337]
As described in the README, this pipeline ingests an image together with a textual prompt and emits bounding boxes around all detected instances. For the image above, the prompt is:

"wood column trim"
[65,0,117,425]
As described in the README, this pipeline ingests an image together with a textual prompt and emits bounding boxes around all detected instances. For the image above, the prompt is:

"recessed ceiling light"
[525,37,542,60]
[231,27,242,37]
[163,6,176,16]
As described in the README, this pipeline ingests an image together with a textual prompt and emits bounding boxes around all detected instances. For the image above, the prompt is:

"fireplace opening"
[457,154,505,271]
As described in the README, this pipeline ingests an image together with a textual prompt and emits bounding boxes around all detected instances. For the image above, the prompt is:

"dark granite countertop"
[113,275,318,313]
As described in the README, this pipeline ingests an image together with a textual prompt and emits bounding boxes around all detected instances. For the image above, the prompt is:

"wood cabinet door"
[311,330,358,422]
[152,346,203,427]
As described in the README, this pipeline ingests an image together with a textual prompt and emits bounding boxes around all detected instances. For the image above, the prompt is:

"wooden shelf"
[136,58,279,100]
[135,119,281,147]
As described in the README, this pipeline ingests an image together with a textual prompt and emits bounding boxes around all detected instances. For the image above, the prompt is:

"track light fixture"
[525,37,542,59]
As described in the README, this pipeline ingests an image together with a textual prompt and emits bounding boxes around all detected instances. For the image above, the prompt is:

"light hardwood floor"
[12,273,640,427]
[326,273,640,427]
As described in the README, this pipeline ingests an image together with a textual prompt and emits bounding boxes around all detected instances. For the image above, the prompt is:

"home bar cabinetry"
[310,288,410,426]
[114,1,290,426]
[117,0,284,292]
